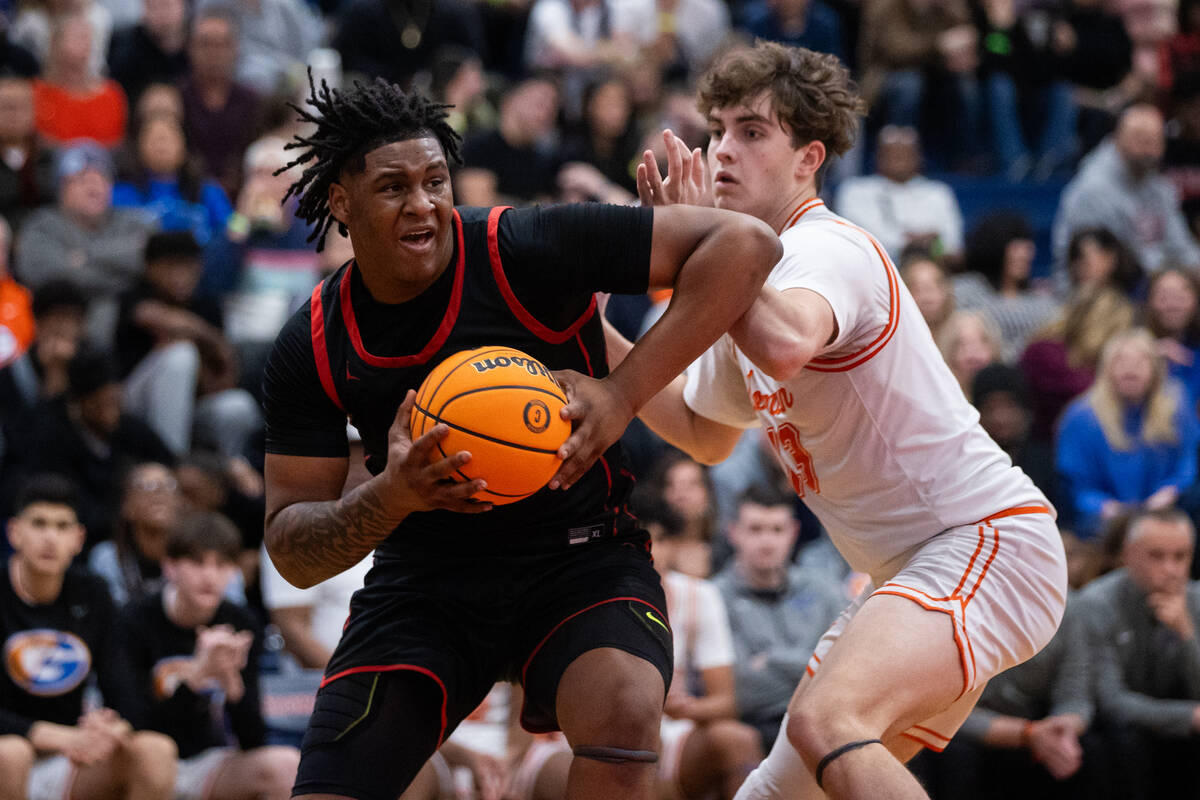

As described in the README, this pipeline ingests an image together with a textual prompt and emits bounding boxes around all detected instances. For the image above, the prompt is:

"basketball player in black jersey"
[261,74,780,800]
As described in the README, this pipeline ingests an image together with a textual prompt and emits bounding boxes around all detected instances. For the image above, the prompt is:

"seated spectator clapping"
[110,510,299,800]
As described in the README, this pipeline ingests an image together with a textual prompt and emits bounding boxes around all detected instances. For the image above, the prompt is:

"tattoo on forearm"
[267,484,398,584]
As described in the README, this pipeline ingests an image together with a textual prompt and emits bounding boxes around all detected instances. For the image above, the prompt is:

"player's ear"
[794,140,826,182]
[328,181,350,229]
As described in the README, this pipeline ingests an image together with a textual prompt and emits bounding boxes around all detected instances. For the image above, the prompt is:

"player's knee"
[597,680,662,746]
[248,746,301,797]
[0,736,35,779]
[567,678,661,779]
[786,692,873,763]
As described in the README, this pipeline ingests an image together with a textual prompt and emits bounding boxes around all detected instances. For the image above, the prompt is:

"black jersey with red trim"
[0,566,120,737]
[263,203,654,556]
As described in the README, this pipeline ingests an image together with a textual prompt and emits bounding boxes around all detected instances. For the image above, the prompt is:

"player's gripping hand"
[547,371,634,491]
[382,391,493,514]
[636,129,712,208]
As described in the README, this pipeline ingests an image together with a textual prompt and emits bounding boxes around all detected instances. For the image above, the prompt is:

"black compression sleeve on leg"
[572,745,659,763]
[814,738,882,789]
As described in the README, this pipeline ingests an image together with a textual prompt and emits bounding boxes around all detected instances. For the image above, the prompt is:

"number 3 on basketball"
[766,423,820,497]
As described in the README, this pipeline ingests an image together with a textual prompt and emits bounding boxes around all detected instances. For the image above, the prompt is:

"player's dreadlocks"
[279,70,463,251]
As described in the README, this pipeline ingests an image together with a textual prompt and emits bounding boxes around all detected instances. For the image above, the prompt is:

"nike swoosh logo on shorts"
[645,611,669,633]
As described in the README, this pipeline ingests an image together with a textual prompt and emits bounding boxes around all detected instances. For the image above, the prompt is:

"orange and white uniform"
[682,199,1068,749]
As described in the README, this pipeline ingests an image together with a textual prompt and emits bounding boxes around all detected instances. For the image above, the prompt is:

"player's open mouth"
[400,230,436,250]
[714,171,737,185]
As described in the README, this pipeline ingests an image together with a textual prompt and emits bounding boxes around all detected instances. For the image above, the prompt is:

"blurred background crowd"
[3,0,1200,794]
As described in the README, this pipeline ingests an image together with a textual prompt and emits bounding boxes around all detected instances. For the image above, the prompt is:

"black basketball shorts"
[291,533,673,800]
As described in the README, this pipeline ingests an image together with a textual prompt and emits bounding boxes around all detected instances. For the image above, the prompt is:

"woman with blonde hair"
[1020,286,1135,444]
[900,251,954,340]
[1055,328,1199,538]
[936,309,1003,395]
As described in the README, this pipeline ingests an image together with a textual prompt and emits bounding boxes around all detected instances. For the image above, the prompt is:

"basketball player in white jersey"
[589,42,1068,799]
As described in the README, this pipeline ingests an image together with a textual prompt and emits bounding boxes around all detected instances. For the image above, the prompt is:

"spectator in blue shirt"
[1056,327,1200,538]
[113,113,231,246]
[112,113,235,290]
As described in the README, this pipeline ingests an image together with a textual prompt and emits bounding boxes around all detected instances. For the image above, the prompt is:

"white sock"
[733,714,821,800]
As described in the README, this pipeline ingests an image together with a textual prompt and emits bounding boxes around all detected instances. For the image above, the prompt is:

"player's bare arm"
[599,314,742,465]
[550,204,779,488]
[728,287,837,381]
[635,128,837,380]
[265,391,489,588]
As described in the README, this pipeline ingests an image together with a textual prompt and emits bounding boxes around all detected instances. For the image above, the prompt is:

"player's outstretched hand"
[384,391,493,514]
[548,371,634,491]
[636,129,711,208]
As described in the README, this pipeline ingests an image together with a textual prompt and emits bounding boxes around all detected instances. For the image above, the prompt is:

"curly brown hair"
[697,41,865,159]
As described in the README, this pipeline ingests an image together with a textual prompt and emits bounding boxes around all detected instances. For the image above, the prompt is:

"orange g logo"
[4,630,91,697]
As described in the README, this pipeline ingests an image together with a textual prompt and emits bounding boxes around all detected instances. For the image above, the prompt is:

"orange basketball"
[411,347,571,505]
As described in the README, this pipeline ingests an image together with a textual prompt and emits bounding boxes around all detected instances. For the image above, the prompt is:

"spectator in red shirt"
[33,12,126,148]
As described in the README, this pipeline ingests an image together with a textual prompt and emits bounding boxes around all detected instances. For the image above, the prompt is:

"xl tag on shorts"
[567,523,606,546]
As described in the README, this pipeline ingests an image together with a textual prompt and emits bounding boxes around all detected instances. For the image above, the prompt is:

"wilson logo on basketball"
[751,387,794,416]
[524,399,551,433]
[4,629,91,697]
[413,347,570,505]
[471,356,553,380]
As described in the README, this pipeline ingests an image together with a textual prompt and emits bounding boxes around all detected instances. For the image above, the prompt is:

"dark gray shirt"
[712,563,846,723]
[1076,569,1200,737]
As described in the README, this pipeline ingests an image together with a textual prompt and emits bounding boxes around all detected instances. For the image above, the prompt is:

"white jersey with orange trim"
[682,200,1049,580]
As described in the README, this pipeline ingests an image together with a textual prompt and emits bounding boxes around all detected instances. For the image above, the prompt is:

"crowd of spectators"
[3,0,1200,794]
